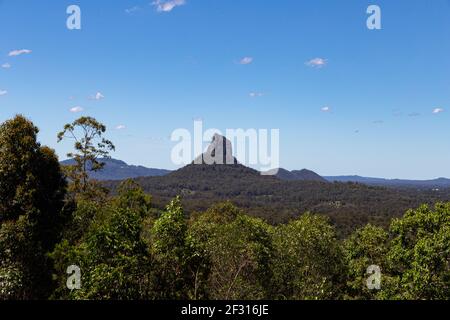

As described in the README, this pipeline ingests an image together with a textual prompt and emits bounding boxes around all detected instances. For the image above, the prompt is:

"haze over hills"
[323,176,450,189]
[60,158,170,181]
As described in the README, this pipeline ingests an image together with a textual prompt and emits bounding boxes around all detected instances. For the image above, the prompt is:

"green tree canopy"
[57,116,114,198]
[271,213,345,300]
[0,115,67,299]
[189,202,273,300]
[343,224,389,300]
[383,203,450,300]
[51,180,154,300]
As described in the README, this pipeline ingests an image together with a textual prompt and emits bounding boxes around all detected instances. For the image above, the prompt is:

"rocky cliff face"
[193,134,238,165]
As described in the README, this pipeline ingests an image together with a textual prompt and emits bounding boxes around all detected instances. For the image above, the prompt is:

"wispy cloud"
[1,63,11,69]
[116,125,127,130]
[70,106,84,113]
[90,92,105,101]
[239,57,253,65]
[8,49,32,57]
[408,112,420,117]
[432,108,444,114]
[0,90,8,96]
[249,92,264,98]
[306,58,327,68]
[321,106,331,112]
[125,6,140,14]
[152,0,186,12]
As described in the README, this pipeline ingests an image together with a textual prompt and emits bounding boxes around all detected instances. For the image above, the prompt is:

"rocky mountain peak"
[194,134,238,165]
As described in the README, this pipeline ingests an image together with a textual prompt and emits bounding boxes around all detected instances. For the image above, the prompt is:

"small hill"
[269,168,327,182]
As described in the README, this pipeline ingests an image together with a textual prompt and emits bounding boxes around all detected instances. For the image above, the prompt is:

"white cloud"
[432,108,444,114]
[1,63,11,69]
[239,57,253,65]
[306,58,328,68]
[115,125,127,130]
[90,92,105,100]
[70,106,84,113]
[0,90,8,96]
[152,0,186,12]
[249,92,264,98]
[8,49,32,57]
[321,106,331,112]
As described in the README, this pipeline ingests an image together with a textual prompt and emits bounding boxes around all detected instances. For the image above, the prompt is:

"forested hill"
[99,135,450,237]
[103,162,450,237]
[267,168,328,182]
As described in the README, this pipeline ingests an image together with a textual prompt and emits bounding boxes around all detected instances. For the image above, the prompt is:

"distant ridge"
[324,175,450,188]
[60,158,171,181]
[60,135,450,188]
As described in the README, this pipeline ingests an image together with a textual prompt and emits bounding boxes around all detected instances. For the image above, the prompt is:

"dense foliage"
[0,115,67,299]
[104,164,450,238]
[1,116,449,300]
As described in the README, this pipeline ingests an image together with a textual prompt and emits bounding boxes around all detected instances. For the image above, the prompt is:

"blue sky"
[1,0,450,179]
